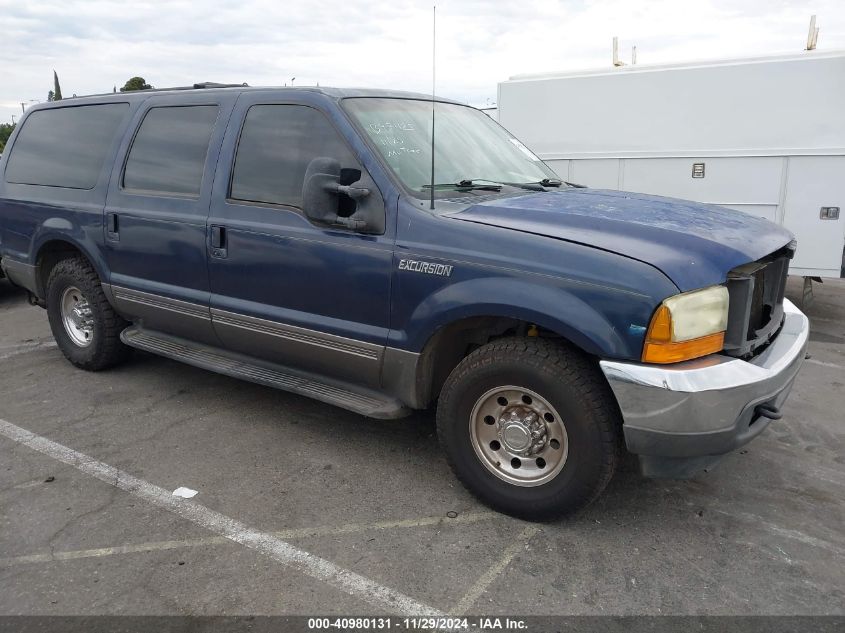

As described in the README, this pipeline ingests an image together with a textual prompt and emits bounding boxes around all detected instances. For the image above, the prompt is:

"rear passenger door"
[104,93,238,344]
[206,95,393,387]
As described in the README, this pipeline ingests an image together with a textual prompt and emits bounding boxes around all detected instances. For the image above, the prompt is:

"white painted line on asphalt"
[0,537,225,566]
[0,417,443,616]
[278,511,497,540]
[0,512,499,567]
[757,445,845,487]
[450,525,539,615]
[0,341,57,361]
[0,339,52,350]
[806,358,845,370]
[712,508,845,558]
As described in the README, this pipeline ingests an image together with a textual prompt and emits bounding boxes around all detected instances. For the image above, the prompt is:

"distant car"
[0,85,809,519]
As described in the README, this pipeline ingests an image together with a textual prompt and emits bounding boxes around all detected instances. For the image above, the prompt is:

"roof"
[58,85,459,104]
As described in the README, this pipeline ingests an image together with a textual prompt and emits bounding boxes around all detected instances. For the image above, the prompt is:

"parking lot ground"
[0,276,843,616]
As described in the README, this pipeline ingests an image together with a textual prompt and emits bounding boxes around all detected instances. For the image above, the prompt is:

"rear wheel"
[436,337,620,520]
[46,257,130,371]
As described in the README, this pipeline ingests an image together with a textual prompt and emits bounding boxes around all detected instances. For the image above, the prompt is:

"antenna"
[429,5,436,211]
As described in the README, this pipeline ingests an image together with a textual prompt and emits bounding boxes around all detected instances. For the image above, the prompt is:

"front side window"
[5,103,128,189]
[123,105,219,196]
[343,98,558,198]
[230,105,357,208]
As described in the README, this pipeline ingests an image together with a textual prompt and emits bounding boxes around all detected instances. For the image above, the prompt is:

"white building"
[498,50,845,278]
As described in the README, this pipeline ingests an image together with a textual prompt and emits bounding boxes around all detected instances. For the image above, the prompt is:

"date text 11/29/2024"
[307,616,527,630]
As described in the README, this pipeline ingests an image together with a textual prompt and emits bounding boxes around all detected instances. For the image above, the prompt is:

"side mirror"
[302,157,371,230]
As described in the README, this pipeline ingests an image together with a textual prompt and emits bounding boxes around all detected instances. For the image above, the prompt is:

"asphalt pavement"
[1,276,843,616]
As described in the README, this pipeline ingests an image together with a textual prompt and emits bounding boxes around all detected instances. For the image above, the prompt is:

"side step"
[121,327,410,419]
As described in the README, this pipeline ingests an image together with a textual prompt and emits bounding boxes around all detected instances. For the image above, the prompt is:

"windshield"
[343,98,559,198]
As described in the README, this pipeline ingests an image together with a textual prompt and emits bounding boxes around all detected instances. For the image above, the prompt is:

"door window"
[230,105,357,209]
[123,105,219,196]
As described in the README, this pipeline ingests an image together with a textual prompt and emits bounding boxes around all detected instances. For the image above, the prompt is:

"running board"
[121,327,410,419]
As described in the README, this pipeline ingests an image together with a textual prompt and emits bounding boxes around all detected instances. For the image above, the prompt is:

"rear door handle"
[209,225,227,258]
[106,212,119,241]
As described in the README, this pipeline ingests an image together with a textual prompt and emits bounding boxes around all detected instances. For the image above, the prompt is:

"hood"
[444,189,794,291]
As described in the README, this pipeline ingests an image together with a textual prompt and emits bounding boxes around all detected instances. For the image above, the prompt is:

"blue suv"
[0,85,809,518]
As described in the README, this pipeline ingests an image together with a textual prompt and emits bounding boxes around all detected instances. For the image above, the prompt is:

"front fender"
[395,276,653,360]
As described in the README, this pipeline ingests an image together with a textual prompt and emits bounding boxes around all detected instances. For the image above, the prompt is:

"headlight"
[642,285,729,364]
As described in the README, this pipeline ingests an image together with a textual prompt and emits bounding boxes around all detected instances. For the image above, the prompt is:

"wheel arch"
[392,278,632,409]
[33,235,105,300]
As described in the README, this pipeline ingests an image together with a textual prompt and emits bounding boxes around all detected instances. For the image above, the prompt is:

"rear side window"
[230,105,356,208]
[4,103,128,189]
[123,105,219,196]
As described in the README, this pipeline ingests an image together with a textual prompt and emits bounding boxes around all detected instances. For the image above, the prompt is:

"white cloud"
[2,0,844,124]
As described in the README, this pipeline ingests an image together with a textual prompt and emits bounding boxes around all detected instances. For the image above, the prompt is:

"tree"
[120,77,153,92]
[53,70,63,101]
[0,122,16,154]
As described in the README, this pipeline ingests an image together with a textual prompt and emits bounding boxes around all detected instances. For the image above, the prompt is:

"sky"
[2,0,844,125]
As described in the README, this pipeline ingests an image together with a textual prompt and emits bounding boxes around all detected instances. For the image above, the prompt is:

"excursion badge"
[398,259,453,277]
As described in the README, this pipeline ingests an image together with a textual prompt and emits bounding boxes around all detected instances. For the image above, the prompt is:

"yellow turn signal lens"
[642,331,725,364]
[645,305,673,343]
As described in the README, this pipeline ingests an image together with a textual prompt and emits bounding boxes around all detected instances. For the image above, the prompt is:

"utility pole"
[20,103,26,114]
[11,114,16,125]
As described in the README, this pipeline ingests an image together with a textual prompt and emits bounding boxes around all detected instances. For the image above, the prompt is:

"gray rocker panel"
[210,308,384,387]
[121,326,410,419]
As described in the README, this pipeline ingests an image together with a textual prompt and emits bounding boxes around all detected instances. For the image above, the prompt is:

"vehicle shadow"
[0,278,27,308]
[124,350,661,526]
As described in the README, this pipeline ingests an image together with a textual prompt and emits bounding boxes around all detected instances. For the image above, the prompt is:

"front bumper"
[600,298,809,477]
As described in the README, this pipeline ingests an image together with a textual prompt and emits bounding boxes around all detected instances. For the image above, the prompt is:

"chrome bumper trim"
[600,298,809,456]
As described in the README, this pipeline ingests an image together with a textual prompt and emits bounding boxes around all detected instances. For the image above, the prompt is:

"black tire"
[45,256,130,371]
[436,337,621,520]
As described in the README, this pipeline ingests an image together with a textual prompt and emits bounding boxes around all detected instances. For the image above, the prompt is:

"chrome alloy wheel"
[60,286,95,347]
[469,386,569,487]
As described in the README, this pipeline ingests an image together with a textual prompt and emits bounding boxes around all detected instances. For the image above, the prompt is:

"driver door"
[206,95,392,387]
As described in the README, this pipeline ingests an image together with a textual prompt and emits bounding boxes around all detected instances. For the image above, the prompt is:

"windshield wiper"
[422,179,503,192]
[439,178,546,192]
[499,180,546,191]
[538,178,562,187]
[520,178,587,189]
[510,178,566,190]
[422,178,570,193]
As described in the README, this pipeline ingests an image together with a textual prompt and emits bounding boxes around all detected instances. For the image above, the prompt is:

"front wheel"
[436,337,621,520]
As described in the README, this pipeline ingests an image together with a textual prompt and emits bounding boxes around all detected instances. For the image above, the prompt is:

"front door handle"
[209,225,227,258]
[106,212,119,241]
